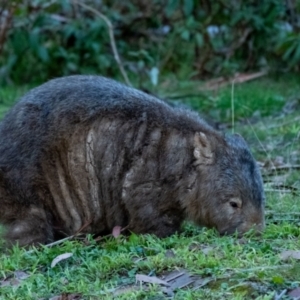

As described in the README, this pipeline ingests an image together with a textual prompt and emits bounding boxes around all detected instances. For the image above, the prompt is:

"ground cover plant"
[0,73,300,299]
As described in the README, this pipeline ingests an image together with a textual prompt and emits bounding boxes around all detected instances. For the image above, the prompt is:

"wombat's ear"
[193,132,214,165]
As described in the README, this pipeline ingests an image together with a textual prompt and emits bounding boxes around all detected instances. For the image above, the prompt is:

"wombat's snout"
[220,220,265,237]
[253,221,265,236]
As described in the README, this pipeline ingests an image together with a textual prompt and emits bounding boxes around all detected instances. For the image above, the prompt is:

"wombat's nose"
[254,221,265,235]
[243,220,265,236]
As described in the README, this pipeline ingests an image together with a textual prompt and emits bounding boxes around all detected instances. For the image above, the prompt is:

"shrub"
[0,0,299,85]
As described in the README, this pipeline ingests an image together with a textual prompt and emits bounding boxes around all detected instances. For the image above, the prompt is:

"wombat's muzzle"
[219,221,265,237]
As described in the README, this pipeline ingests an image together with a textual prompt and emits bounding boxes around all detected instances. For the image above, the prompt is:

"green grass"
[1,218,299,299]
[161,72,300,122]
[0,74,300,299]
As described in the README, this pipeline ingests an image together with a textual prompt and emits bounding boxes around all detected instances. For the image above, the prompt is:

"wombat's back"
[2,75,210,133]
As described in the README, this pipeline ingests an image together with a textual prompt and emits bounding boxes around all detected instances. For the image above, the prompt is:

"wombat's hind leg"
[3,206,53,248]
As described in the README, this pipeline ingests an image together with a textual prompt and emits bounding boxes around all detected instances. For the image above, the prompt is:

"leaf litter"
[46,293,82,300]
[280,250,300,261]
[51,253,73,268]
[112,269,213,297]
[0,270,30,288]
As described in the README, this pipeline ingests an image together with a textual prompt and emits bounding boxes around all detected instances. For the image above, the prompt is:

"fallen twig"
[274,289,287,300]
[219,264,292,273]
[198,71,267,91]
[166,92,209,100]
[25,235,78,255]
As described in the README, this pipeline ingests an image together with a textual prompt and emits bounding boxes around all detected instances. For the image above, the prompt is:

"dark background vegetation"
[0,0,300,87]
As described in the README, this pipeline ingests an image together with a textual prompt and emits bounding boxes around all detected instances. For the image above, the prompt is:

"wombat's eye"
[228,197,242,209]
[230,201,238,208]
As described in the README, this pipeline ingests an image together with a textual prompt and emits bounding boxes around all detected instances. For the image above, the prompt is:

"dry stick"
[219,264,292,273]
[200,71,267,91]
[25,235,78,254]
[44,235,78,248]
[94,224,130,242]
[74,219,93,235]
[25,224,130,254]
[274,289,287,300]
[193,264,292,292]
[72,0,132,87]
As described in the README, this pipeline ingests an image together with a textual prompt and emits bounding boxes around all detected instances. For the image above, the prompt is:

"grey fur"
[0,75,265,247]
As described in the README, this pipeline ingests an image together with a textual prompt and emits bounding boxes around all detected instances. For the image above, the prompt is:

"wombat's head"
[188,132,265,236]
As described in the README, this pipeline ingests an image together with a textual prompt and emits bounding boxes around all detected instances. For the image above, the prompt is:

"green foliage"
[276,31,300,68]
[0,0,299,85]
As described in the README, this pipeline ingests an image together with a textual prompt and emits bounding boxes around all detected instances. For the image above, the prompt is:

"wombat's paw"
[3,218,53,248]
[4,221,46,247]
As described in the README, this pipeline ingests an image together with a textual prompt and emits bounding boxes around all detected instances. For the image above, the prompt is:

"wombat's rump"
[0,76,265,247]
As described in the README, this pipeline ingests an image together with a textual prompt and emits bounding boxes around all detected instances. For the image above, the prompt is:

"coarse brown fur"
[0,75,265,247]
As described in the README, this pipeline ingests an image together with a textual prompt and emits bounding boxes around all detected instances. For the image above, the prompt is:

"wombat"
[0,75,265,247]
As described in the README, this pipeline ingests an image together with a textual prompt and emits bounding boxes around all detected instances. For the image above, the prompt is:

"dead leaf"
[201,246,214,255]
[1,278,20,288]
[112,285,139,296]
[112,269,210,297]
[14,270,30,280]
[0,270,30,288]
[288,288,300,299]
[274,289,287,300]
[51,253,73,268]
[188,243,214,255]
[280,250,300,261]
[165,249,176,258]
[161,269,212,295]
[112,226,122,238]
[163,270,185,282]
[49,293,82,300]
[189,243,201,251]
[236,238,248,245]
[192,278,214,291]
[60,277,69,285]
[283,98,300,114]
[168,273,194,289]
[136,274,170,286]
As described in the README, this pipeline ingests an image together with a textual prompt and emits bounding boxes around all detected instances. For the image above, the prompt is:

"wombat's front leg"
[123,187,183,237]
[127,208,182,238]
[2,205,53,248]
